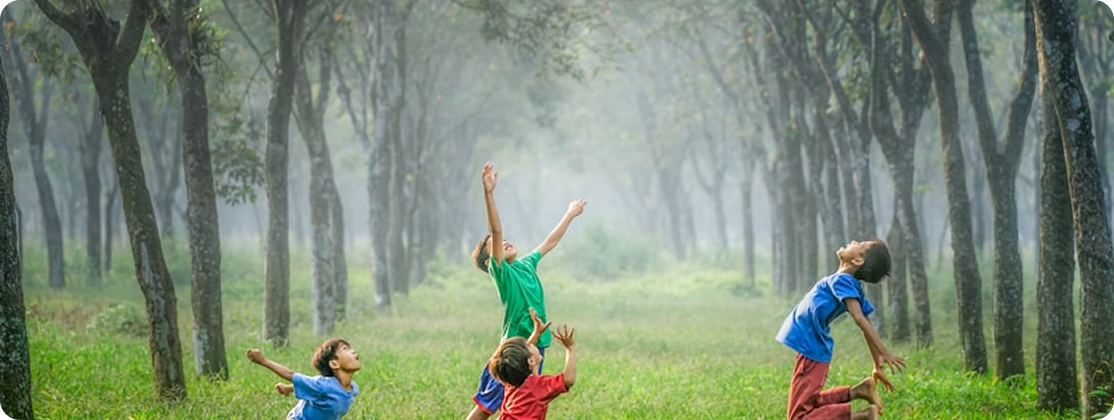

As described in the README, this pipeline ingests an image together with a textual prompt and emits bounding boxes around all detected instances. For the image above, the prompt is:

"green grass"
[17,244,1082,419]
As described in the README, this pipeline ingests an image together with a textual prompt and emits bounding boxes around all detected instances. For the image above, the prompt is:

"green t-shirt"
[490,250,551,348]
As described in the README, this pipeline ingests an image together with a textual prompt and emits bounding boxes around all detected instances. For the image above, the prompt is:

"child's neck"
[334,371,354,390]
[837,262,858,276]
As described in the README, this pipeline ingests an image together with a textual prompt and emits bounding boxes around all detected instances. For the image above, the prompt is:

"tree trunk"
[885,209,910,342]
[1034,65,1078,413]
[958,0,1037,380]
[145,0,229,379]
[899,0,988,374]
[35,0,188,400]
[80,97,104,285]
[294,50,340,335]
[1032,0,1114,414]
[0,51,35,420]
[370,0,396,310]
[104,181,119,271]
[740,163,756,289]
[263,0,302,345]
[2,30,64,289]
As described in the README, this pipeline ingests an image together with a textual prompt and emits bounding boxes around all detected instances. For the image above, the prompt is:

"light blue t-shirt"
[286,373,359,420]
[775,273,875,363]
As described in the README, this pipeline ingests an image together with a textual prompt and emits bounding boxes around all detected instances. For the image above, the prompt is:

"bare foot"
[851,404,880,420]
[851,377,883,414]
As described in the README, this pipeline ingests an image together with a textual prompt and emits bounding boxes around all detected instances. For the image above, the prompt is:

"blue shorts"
[473,346,546,414]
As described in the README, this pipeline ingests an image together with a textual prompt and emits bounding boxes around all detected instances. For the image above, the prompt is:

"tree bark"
[1034,60,1078,412]
[80,97,104,285]
[0,50,35,420]
[34,0,187,400]
[1032,0,1114,415]
[263,0,303,345]
[294,49,342,335]
[899,0,988,374]
[370,0,396,309]
[146,0,228,379]
[958,0,1037,380]
[2,27,64,289]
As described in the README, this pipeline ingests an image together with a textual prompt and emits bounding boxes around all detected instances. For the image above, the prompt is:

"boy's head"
[471,234,518,273]
[311,338,361,377]
[488,337,542,387]
[838,239,891,284]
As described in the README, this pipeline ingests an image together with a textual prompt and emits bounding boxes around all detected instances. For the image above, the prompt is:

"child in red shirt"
[488,308,577,420]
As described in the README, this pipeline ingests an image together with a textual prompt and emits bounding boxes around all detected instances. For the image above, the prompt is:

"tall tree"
[863,0,937,347]
[0,50,34,420]
[958,0,1037,380]
[34,0,187,400]
[145,0,228,379]
[263,0,306,344]
[1032,0,1114,415]
[1034,52,1078,412]
[78,94,104,285]
[1,15,64,289]
[899,0,988,373]
[293,36,346,335]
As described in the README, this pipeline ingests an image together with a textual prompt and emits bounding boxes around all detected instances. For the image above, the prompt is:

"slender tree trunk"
[899,0,988,374]
[263,0,302,345]
[1033,0,1114,414]
[3,31,64,289]
[80,98,104,285]
[1034,68,1078,412]
[35,0,187,400]
[293,50,341,335]
[0,51,34,420]
[958,0,1036,380]
[740,164,755,289]
[146,0,228,378]
[104,181,119,271]
[885,209,910,342]
[370,0,396,309]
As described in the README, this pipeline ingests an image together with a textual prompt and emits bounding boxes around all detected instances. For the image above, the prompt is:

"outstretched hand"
[566,199,587,218]
[552,324,576,350]
[880,354,907,376]
[873,367,896,392]
[530,308,551,337]
[482,162,498,193]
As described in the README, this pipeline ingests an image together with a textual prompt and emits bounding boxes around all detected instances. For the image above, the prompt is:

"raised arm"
[526,308,552,345]
[536,199,586,256]
[552,325,577,388]
[846,298,906,391]
[246,348,294,381]
[482,163,504,266]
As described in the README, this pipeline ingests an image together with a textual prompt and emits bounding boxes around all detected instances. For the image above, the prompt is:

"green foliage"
[210,111,264,205]
[86,302,147,338]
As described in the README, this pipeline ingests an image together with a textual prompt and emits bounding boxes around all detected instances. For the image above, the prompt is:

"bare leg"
[466,406,492,420]
[850,377,882,413]
[850,404,880,420]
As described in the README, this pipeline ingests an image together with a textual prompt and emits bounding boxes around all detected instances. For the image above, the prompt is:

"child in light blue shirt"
[247,338,361,420]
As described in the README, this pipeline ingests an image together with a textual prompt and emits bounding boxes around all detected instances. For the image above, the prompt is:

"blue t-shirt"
[775,273,875,363]
[287,373,359,420]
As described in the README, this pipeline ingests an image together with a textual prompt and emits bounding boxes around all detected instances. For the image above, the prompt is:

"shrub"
[86,302,147,338]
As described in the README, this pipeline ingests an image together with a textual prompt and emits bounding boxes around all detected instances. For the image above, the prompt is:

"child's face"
[837,241,870,265]
[526,343,543,373]
[489,237,518,262]
[331,344,362,373]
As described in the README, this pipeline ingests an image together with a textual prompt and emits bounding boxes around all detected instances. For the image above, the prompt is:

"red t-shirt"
[499,374,569,420]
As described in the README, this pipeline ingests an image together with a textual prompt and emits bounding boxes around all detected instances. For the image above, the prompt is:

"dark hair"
[311,338,350,377]
[855,239,891,284]
[472,234,491,273]
[489,337,533,387]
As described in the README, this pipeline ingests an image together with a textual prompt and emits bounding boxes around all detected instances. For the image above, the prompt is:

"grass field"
[17,243,1084,419]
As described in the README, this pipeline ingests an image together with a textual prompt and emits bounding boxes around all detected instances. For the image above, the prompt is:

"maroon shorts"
[787,354,851,420]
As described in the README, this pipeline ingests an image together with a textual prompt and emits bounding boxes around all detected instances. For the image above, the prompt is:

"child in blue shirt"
[247,338,361,420]
[776,239,906,420]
